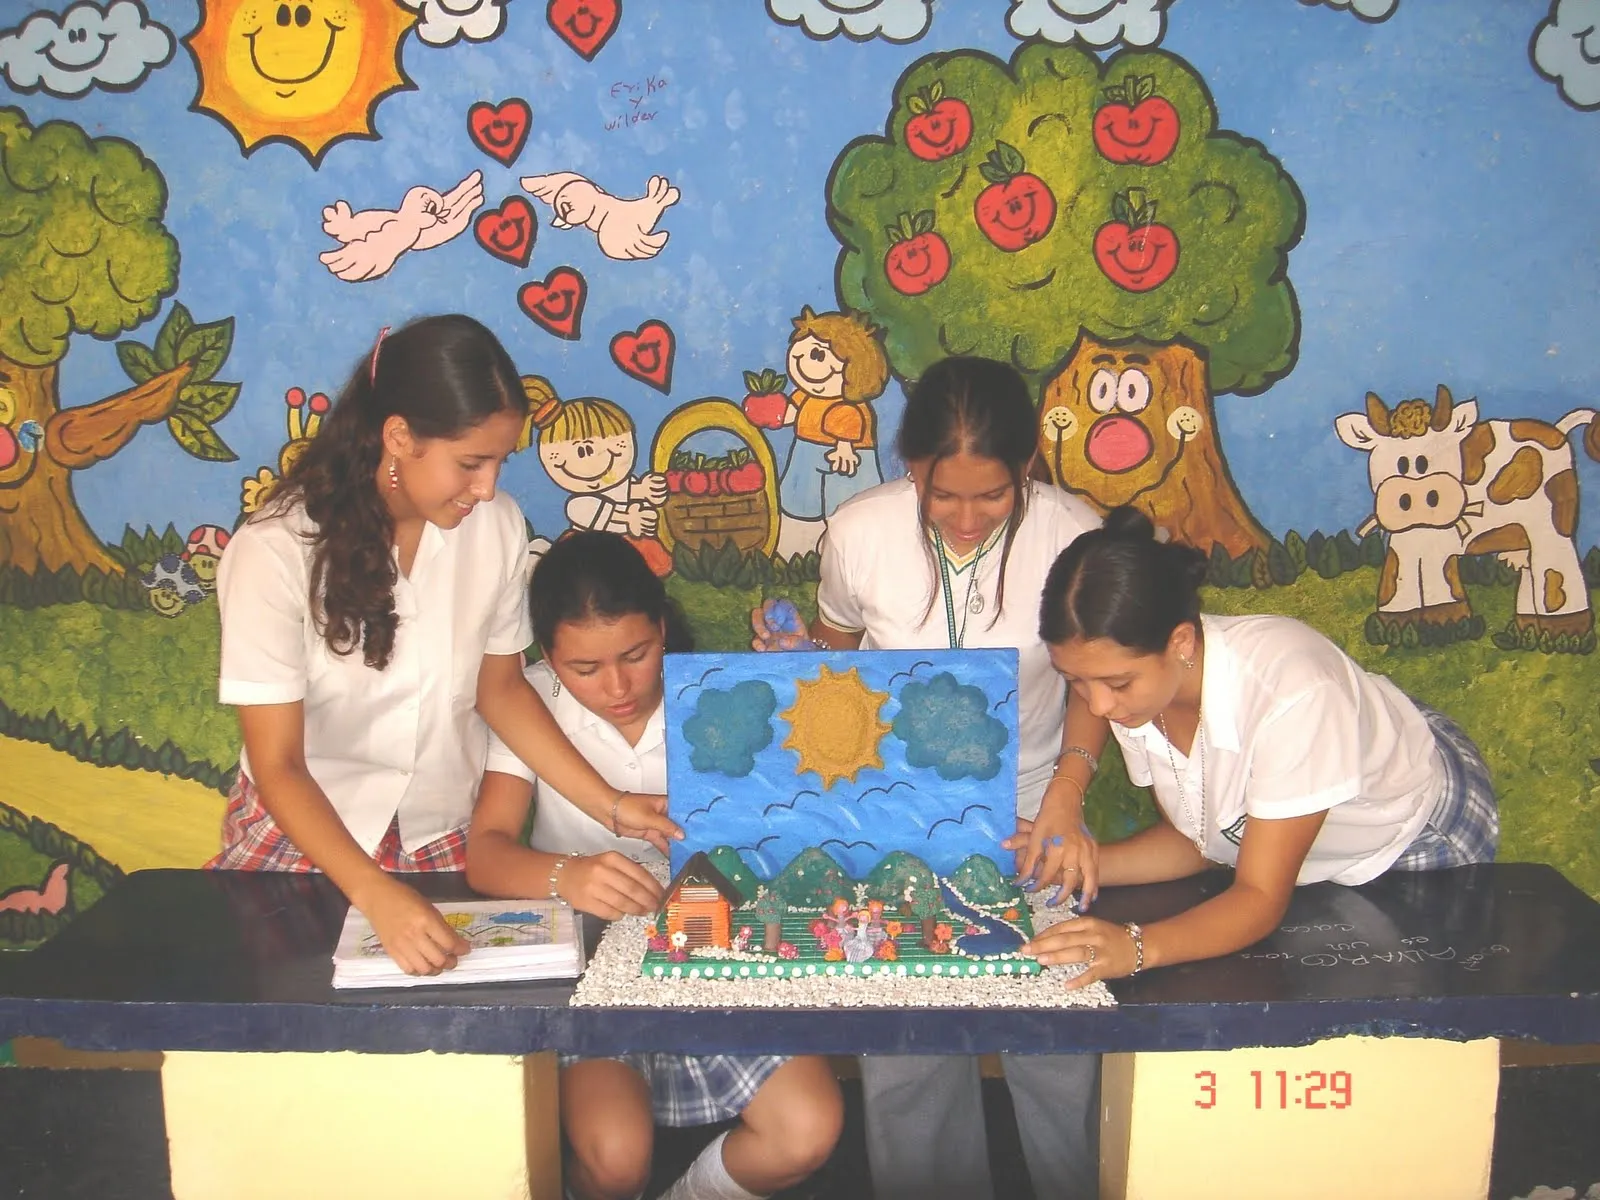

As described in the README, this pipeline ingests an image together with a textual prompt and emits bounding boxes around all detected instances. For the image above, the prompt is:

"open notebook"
[331,898,585,989]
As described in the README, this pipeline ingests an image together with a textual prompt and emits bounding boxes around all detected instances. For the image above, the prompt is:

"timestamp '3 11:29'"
[1194,1070,1353,1109]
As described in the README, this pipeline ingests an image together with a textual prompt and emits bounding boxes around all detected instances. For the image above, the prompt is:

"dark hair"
[530,531,694,654]
[264,314,526,670]
[895,356,1038,623]
[1038,506,1209,653]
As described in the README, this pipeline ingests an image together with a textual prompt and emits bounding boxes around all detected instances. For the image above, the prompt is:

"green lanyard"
[933,528,996,649]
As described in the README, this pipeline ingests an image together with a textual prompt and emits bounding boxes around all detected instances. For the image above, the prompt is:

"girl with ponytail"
[1024,506,1499,986]
[213,314,679,976]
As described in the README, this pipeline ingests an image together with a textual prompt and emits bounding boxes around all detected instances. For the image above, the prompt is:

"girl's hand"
[1005,806,1100,909]
[359,877,471,976]
[611,791,683,855]
[559,851,664,920]
[749,598,817,652]
[1023,915,1136,991]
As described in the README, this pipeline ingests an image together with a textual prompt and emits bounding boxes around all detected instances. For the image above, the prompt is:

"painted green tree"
[0,108,239,577]
[828,44,1304,554]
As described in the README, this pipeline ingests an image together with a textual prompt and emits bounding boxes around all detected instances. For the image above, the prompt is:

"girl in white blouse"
[753,356,1106,1200]
[214,315,678,977]
[468,532,842,1200]
[1025,506,1499,985]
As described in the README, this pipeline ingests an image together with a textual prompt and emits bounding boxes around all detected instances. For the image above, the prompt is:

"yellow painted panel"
[1103,1036,1499,1200]
[163,1050,559,1200]
[0,735,225,872]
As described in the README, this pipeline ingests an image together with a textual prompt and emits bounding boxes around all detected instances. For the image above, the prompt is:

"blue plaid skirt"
[559,1052,787,1127]
[1389,705,1499,871]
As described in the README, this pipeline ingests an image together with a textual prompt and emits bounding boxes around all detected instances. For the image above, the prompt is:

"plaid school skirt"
[1389,705,1499,872]
[205,772,468,873]
[559,1052,788,1128]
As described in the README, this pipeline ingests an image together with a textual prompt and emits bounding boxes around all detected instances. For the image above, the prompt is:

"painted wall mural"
[1,0,1599,949]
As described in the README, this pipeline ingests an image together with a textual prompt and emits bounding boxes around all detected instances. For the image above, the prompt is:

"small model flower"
[934,923,953,943]
[668,948,689,963]
[885,919,904,938]
[645,924,659,938]
[823,946,845,962]
[670,930,688,949]
[647,933,670,952]
[1002,907,1020,921]
[965,923,983,936]
[810,918,830,939]
[777,942,799,959]
[875,940,899,961]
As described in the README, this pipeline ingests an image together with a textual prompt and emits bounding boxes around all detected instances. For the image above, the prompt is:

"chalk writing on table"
[606,75,670,131]
[1240,932,1512,970]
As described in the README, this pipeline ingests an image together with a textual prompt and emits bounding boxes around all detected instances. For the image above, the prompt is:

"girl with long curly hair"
[211,314,679,975]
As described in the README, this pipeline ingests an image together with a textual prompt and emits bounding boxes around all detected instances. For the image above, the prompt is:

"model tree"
[905,878,944,951]
[828,44,1305,554]
[751,886,788,953]
[0,108,239,577]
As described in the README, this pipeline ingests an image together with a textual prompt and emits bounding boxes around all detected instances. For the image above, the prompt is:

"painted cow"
[1335,386,1600,645]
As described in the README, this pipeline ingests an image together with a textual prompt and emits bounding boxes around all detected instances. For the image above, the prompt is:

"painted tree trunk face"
[1036,334,1268,557]
[0,356,187,576]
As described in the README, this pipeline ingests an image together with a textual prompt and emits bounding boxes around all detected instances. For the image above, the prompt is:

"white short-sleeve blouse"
[815,477,1101,819]
[1114,614,1439,885]
[217,491,534,854]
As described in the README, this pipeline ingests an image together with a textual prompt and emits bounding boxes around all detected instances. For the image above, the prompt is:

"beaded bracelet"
[1123,921,1145,974]
[1055,745,1099,774]
[548,853,574,903]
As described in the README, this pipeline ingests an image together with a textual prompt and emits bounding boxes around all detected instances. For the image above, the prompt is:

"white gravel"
[571,876,1115,1010]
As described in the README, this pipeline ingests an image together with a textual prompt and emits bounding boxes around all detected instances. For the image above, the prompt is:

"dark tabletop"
[2,863,1598,1056]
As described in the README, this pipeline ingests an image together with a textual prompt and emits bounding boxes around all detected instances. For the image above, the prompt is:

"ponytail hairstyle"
[530,531,694,656]
[895,356,1038,624]
[264,314,525,670]
[1038,506,1210,653]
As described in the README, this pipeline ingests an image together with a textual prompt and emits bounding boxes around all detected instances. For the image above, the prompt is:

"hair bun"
[1101,505,1155,542]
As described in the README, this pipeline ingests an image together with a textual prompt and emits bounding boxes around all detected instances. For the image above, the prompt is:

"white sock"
[658,1131,765,1200]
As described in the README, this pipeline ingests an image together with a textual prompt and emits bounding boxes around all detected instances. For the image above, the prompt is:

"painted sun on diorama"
[644,649,1043,981]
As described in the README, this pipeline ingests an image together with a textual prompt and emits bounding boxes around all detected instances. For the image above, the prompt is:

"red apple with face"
[973,142,1056,253]
[1093,188,1180,293]
[883,210,952,295]
[1093,74,1180,166]
[903,80,973,162]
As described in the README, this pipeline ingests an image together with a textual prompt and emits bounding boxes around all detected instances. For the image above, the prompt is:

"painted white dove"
[519,171,680,261]
[319,170,485,282]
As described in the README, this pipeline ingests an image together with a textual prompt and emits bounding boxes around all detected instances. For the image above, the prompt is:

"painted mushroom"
[140,553,206,617]
[182,524,232,589]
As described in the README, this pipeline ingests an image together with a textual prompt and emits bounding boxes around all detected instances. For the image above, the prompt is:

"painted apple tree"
[0,108,239,578]
[828,44,1305,553]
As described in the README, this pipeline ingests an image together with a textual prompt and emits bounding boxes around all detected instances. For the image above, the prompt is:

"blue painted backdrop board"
[664,649,1019,880]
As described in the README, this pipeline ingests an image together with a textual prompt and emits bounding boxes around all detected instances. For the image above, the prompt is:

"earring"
[388,457,399,491]
[1179,654,1195,670]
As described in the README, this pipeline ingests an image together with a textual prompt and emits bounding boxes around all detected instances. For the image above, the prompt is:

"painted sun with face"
[185,0,416,166]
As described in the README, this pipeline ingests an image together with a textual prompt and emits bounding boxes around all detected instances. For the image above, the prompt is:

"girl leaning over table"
[212,314,679,977]
[467,531,842,1200]
[1021,506,1500,986]
[752,355,1108,1200]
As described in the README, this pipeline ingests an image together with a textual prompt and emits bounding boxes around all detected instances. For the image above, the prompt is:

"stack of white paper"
[331,898,584,989]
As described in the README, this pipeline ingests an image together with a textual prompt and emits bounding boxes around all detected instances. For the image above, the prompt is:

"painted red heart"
[518,267,588,341]
[467,98,532,165]
[474,196,538,267]
[610,320,675,394]
[547,0,620,62]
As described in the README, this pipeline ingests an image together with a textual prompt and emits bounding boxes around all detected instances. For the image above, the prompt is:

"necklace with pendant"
[1155,710,1207,855]
[933,528,995,648]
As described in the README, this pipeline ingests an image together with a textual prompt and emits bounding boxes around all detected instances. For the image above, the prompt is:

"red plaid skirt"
[206,772,468,873]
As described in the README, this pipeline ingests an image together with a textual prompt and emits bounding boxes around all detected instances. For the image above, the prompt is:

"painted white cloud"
[767,0,933,44]
[396,0,509,47]
[1301,0,1399,21]
[1007,0,1172,49]
[1532,0,1600,110]
[0,0,172,97]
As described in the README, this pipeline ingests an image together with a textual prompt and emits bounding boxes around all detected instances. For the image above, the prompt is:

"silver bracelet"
[1123,922,1144,974]
[548,853,575,903]
[1055,745,1099,774]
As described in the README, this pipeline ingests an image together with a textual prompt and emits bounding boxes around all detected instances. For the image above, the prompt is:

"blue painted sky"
[664,649,1019,880]
[9,0,1600,546]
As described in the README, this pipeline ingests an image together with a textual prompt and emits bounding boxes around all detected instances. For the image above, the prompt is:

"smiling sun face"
[186,0,416,166]
[781,665,892,791]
